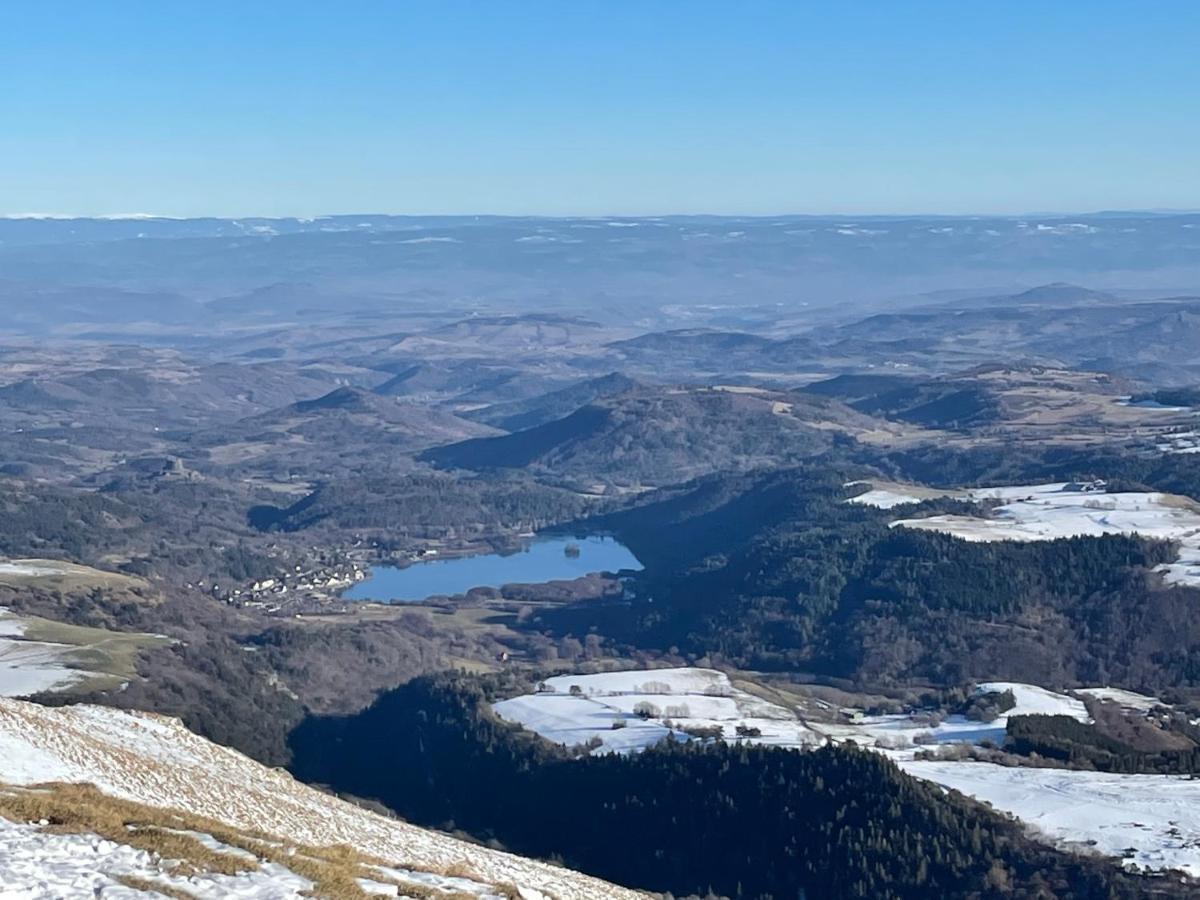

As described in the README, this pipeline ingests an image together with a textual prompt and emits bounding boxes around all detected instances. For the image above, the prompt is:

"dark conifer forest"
[291,674,1190,899]
[542,467,1195,691]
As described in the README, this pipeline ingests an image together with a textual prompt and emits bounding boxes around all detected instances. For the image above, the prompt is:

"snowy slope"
[0,610,101,696]
[0,698,644,900]
[0,816,314,899]
[1074,686,1162,711]
[890,481,1200,587]
[904,760,1200,877]
[977,682,1089,719]
[0,608,167,698]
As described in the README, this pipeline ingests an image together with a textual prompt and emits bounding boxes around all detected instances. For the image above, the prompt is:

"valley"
[4,215,1200,897]
[8,0,1200,892]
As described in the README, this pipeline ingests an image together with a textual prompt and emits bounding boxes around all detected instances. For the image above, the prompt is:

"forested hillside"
[248,472,591,541]
[543,468,1200,691]
[291,674,1186,899]
[423,387,876,488]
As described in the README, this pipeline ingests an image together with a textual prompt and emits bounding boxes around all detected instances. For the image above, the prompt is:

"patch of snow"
[847,488,924,509]
[978,682,1089,720]
[903,761,1200,877]
[493,693,673,753]
[0,609,27,637]
[850,682,1200,876]
[0,816,313,899]
[0,632,98,697]
[890,481,1200,588]
[1032,223,1098,235]
[368,863,508,898]
[496,668,820,753]
[816,682,1089,758]
[1074,686,1162,712]
[1118,398,1190,411]
[0,561,67,577]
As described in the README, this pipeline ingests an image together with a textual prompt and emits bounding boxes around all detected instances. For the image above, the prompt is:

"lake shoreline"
[342,535,642,604]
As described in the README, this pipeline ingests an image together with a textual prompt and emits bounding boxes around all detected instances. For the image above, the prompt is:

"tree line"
[289,673,1192,899]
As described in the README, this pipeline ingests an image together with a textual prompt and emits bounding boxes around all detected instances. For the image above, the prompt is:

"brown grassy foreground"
[0,781,509,899]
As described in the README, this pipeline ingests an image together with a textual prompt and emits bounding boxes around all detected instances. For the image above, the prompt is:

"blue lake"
[342,535,642,603]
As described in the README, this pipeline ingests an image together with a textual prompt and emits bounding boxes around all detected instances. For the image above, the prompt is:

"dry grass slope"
[0,781,528,899]
[0,698,645,899]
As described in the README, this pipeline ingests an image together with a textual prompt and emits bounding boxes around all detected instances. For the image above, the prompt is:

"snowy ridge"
[0,699,644,900]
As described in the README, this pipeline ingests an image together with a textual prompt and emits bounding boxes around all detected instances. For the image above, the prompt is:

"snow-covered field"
[498,667,1200,877]
[904,761,1200,877]
[846,487,924,509]
[0,561,67,578]
[844,480,955,509]
[1074,686,1162,711]
[494,668,820,753]
[887,481,1200,587]
[0,699,640,900]
[0,638,94,696]
[0,608,166,698]
[494,671,1091,760]
[0,610,25,637]
[0,610,101,697]
[814,682,1090,758]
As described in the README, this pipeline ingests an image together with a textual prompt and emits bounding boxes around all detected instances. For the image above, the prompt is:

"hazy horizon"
[4,208,1200,221]
[4,2,1198,218]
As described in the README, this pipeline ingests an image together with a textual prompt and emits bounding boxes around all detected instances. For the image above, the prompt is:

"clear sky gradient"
[2,2,1197,217]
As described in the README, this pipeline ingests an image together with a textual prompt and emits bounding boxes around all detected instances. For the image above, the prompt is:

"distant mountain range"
[2,214,1199,335]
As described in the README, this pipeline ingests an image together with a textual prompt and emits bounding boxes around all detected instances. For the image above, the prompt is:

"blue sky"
[1,2,1197,217]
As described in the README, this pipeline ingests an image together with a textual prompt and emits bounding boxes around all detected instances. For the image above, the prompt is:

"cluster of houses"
[188,561,367,611]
